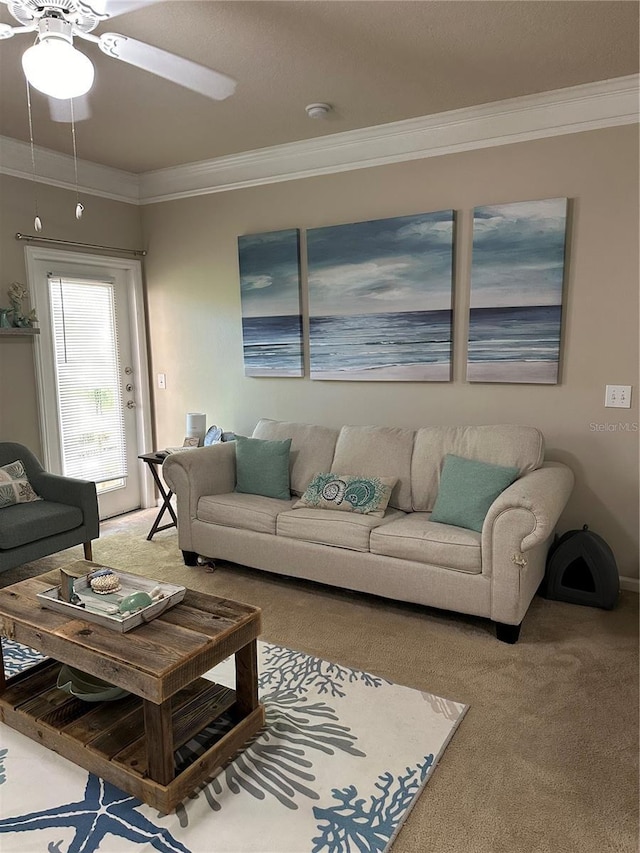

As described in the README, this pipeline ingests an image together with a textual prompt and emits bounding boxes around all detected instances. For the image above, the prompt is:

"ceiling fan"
[0,0,237,115]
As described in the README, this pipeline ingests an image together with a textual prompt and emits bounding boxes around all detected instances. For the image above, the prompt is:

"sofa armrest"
[482,462,574,626]
[163,444,236,549]
[482,462,574,553]
[30,472,99,539]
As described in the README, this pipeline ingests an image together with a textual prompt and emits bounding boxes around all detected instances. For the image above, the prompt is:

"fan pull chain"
[25,80,42,232]
[70,99,84,220]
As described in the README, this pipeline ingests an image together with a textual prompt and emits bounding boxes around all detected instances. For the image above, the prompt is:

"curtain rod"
[15,233,147,257]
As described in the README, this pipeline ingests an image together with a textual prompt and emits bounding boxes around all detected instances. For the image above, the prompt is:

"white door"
[27,248,153,519]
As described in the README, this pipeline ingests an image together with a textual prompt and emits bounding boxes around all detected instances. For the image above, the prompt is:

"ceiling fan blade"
[48,95,92,123]
[98,33,237,100]
[80,0,165,21]
[0,22,35,40]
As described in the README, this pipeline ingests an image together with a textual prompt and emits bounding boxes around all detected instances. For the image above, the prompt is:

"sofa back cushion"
[251,419,339,496]
[330,426,415,512]
[411,425,545,511]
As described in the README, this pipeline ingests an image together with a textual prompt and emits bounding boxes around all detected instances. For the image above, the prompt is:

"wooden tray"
[37,568,186,633]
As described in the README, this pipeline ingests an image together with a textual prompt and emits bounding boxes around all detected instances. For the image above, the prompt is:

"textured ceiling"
[0,0,638,174]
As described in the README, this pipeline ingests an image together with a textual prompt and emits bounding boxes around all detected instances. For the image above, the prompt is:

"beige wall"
[1,128,637,579]
[142,126,639,580]
[0,174,143,457]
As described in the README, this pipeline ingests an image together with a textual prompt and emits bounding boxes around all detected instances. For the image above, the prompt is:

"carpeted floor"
[1,508,638,853]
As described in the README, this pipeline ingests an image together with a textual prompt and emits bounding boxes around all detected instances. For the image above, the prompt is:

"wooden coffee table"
[0,563,264,813]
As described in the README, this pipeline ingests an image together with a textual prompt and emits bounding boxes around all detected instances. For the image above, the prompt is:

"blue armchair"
[0,442,99,574]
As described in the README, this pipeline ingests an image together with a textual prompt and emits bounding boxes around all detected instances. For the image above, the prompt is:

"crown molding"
[139,74,639,203]
[0,136,140,204]
[1,75,637,205]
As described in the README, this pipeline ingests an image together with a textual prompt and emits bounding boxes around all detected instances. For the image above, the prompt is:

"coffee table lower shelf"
[0,657,265,813]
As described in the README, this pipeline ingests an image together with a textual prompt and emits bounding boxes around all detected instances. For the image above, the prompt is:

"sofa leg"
[83,542,93,561]
[495,622,522,644]
[182,550,198,566]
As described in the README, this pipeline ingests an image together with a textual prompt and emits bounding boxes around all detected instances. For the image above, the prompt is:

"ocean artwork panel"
[307,211,454,381]
[467,198,568,384]
[238,229,304,377]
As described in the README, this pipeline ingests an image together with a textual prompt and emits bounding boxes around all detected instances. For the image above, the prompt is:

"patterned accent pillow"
[293,473,397,516]
[0,460,42,509]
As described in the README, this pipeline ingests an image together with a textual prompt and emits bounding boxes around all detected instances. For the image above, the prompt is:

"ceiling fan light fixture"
[22,35,95,100]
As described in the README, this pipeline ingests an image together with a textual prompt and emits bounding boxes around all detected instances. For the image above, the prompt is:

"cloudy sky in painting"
[470,198,568,309]
[307,211,454,316]
[238,229,302,317]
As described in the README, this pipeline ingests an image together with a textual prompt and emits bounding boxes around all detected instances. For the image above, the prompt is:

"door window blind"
[49,276,128,483]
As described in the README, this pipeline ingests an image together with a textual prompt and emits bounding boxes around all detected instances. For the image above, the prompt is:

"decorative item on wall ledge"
[307,210,454,381]
[238,229,304,377]
[467,198,568,384]
[0,282,38,329]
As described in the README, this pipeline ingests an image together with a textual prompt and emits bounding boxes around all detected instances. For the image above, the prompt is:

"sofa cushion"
[0,500,83,549]
[331,426,415,512]
[198,492,297,535]
[277,506,406,552]
[252,419,340,496]
[0,459,42,509]
[293,473,396,516]
[370,513,482,573]
[234,436,292,500]
[430,454,519,532]
[411,425,544,511]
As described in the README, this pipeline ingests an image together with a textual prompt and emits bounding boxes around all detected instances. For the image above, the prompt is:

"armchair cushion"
[0,501,83,549]
[0,460,42,508]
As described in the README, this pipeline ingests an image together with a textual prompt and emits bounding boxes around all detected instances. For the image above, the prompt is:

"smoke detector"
[305,102,332,119]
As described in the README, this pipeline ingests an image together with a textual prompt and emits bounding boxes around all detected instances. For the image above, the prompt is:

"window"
[49,276,128,486]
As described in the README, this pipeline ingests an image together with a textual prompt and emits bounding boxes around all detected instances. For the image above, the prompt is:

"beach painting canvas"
[238,229,304,377]
[467,198,568,384]
[307,211,454,381]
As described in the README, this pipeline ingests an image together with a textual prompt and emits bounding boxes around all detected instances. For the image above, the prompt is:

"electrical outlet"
[157,373,166,390]
[604,385,632,408]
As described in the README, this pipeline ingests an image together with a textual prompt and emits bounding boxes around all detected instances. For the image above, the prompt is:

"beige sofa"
[163,419,574,642]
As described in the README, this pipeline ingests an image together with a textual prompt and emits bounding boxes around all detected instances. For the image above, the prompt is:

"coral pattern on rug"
[311,758,434,852]
[0,638,467,853]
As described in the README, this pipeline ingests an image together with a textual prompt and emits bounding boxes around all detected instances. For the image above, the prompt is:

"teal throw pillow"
[430,454,519,532]
[234,436,292,500]
[293,472,397,516]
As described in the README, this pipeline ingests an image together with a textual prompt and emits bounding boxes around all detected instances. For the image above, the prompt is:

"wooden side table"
[138,453,177,540]
[0,564,264,813]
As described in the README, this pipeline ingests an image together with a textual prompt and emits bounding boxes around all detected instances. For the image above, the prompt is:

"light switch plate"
[604,385,631,408]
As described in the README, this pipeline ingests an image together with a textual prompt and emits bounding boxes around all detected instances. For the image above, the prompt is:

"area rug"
[0,639,467,853]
